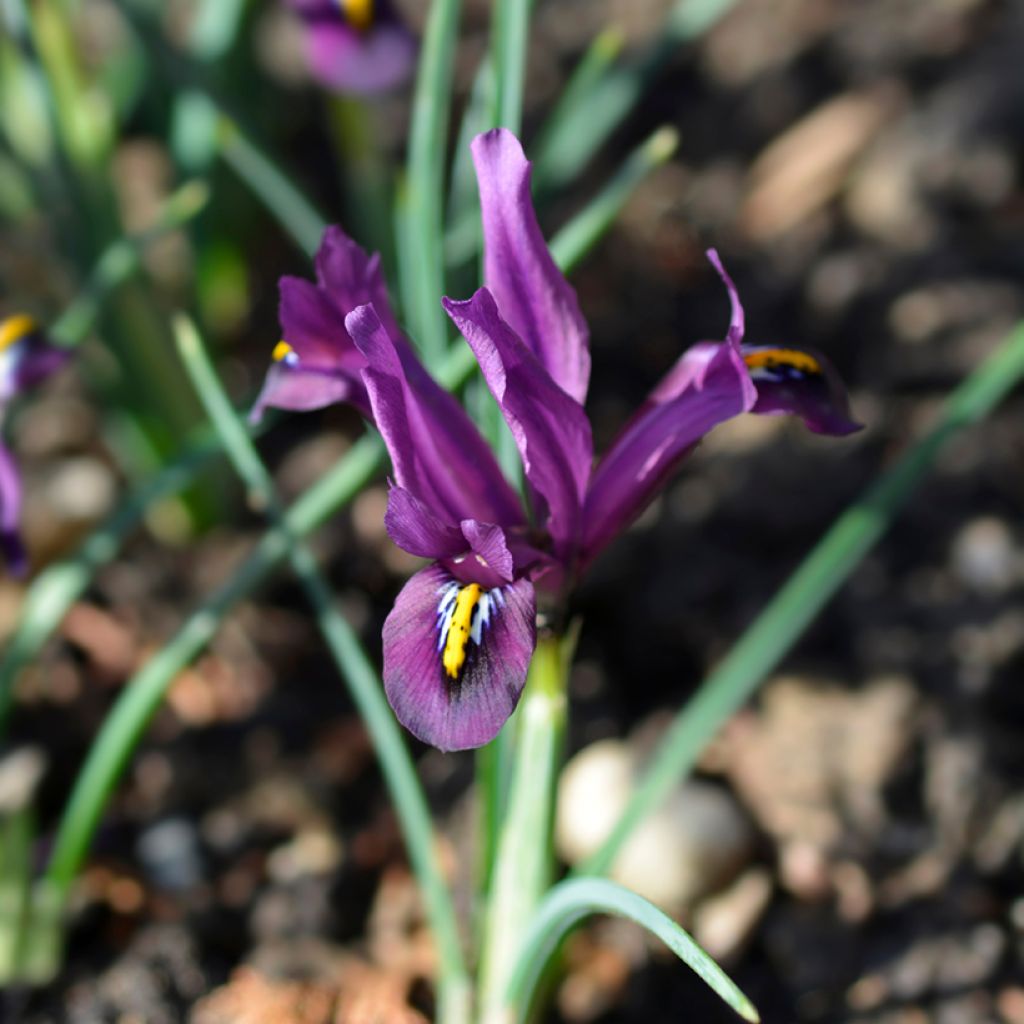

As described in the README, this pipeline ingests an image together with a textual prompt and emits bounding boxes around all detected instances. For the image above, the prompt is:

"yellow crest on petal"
[442,583,482,680]
[272,340,294,362]
[743,347,822,377]
[340,0,374,31]
[0,314,39,353]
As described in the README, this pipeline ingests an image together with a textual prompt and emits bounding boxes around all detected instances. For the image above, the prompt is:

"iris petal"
[443,288,592,562]
[383,564,536,751]
[0,441,27,576]
[743,345,862,436]
[472,129,591,405]
[346,304,524,528]
[292,1,417,96]
[0,318,70,402]
[249,361,368,423]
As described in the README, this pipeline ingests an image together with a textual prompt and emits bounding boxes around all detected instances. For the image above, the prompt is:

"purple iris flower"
[285,0,416,95]
[342,130,860,751]
[0,315,70,575]
[250,224,407,424]
[255,130,860,751]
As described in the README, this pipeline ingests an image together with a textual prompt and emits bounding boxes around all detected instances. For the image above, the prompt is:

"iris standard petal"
[346,304,524,528]
[0,441,27,576]
[382,563,536,751]
[384,484,466,559]
[472,129,591,405]
[443,289,593,560]
[314,226,405,344]
[582,340,756,564]
[743,345,862,436]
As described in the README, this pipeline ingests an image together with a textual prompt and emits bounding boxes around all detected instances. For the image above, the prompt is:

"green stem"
[172,317,470,1021]
[405,0,462,367]
[478,634,568,1022]
[581,320,1024,878]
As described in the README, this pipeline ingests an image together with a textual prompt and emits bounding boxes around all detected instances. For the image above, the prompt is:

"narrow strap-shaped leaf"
[172,316,470,1023]
[533,0,737,192]
[404,0,463,367]
[506,877,759,1023]
[548,125,678,269]
[582,320,1024,878]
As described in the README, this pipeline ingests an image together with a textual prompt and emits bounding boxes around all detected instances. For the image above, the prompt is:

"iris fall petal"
[382,563,536,751]
[743,344,862,436]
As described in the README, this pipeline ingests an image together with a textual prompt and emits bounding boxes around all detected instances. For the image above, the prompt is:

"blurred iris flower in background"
[0,316,70,575]
[286,0,417,95]
[255,129,860,751]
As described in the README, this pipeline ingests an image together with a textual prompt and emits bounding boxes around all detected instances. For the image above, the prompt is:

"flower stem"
[478,633,568,1023]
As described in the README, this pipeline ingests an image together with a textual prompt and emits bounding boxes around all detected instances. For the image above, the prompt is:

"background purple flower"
[285,0,416,95]
[0,315,71,575]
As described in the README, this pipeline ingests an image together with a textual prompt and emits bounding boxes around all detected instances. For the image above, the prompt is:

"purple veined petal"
[248,359,369,424]
[346,304,524,528]
[384,484,466,559]
[386,486,520,589]
[314,226,405,345]
[581,339,757,565]
[300,13,417,95]
[452,519,515,587]
[472,129,591,405]
[0,440,27,576]
[278,276,361,367]
[743,345,862,436]
[383,563,536,751]
[443,289,593,562]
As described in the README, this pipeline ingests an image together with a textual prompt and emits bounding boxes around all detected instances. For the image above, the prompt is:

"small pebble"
[136,818,204,891]
[952,517,1018,594]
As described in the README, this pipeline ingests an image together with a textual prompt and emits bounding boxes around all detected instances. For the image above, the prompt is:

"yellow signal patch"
[342,0,374,31]
[272,340,294,362]
[743,348,822,376]
[442,583,482,680]
[0,315,38,353]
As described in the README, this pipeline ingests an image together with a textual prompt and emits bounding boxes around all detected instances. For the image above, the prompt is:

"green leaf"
[506,878,759,1023]
[404,0,463,367]
[533,0,737,193]
[582,320,1024,878]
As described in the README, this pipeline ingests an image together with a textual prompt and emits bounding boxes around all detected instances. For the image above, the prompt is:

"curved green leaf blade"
[506,877,759,1023]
